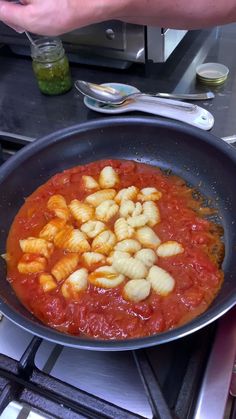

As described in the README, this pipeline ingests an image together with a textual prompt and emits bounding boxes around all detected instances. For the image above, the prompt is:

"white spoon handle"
[128,99,214,130]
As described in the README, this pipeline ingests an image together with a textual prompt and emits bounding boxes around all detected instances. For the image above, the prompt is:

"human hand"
[0,0,117,36]
[0,0,235,36]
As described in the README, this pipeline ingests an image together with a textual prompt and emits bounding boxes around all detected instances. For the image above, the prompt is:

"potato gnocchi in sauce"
[6,160,224,340]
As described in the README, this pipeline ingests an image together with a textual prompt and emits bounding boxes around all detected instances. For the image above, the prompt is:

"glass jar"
[31,37,72,95]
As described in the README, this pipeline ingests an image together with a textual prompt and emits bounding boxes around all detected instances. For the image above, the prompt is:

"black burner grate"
[0,326,215,419]
[0,131,31,164]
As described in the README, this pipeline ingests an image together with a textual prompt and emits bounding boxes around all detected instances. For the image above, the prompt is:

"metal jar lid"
[196,63,229,85]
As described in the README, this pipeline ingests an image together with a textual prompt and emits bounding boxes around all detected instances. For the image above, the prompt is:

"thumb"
[0,1,30,31]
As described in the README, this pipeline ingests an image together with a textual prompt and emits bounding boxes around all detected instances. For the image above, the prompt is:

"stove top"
[0,315,217,419]
[0,132,235,419]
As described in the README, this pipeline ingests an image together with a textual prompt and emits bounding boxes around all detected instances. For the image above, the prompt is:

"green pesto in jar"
[31,38,72,95]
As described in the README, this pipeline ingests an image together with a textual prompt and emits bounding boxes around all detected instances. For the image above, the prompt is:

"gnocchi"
[147,265,175,296]
[85,189,116,207]
[99,166,119,188]
[137,187,162,202]
[61,268,88,298]
[115,186,138,203]
[107,250,131,265]
[54,225,74,248]
[92,230,116,255]
[80,220,106,239]
[113,256,148,279]
[51,254,79,282]
[95,200,119,222]
[156,241,184,257]
[19,237,54,259]
[123,279,151,302]
[114,239,141,254]
[47,194,70,221]
[135,248,157,268]
[39,273,57,292]
[39,218,66,241]
[143,201,161,227]
[18,254,47,274]
[114,218,134,241]
[136,227,161,249]
[81,252,106,268]
[119,200,135,218]
[127,214,149,228]
[63,229,90,253]
[132,202,143,216]
[82,175,100,190]
[88,266,125,288]
[119,201,142,218]
[69,200,94,224]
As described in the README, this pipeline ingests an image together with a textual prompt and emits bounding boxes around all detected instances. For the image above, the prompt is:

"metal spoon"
[24,31,37,48]
[75,80,215,105]
[75,80,199,112]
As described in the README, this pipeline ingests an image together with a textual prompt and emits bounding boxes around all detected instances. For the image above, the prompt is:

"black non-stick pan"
[0,116,236,350]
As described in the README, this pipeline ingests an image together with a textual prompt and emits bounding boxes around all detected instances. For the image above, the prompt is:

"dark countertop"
[1,23,236,140]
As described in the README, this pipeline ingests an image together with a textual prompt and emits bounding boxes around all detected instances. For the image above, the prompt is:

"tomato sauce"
[6,160,224,339]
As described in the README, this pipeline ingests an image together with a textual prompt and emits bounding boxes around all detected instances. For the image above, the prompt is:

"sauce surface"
[6,160,224,339]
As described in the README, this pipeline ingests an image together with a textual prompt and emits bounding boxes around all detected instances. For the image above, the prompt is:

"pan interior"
[0,117,235,349]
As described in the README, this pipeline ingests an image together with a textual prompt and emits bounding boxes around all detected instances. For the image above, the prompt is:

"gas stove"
[0,132,235,419]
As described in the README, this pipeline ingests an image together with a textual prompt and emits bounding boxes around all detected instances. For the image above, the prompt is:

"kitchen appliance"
[0,127,235,419]
[0,116,236,351]
[0,21,187,68]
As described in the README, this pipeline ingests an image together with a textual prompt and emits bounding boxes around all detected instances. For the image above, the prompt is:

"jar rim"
[33,36,62,47]
[31,37,64,63]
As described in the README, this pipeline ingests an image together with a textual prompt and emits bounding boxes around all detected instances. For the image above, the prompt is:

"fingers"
[0,1,30,30]
[1,21,25,33]
[0,0,67,35]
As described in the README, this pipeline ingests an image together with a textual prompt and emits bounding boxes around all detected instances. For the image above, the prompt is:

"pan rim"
[0,298,235,351]
[0,116,236,180]
[0,115,236,350]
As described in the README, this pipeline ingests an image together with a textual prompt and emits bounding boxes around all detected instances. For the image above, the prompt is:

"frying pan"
[0,116,236,351]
